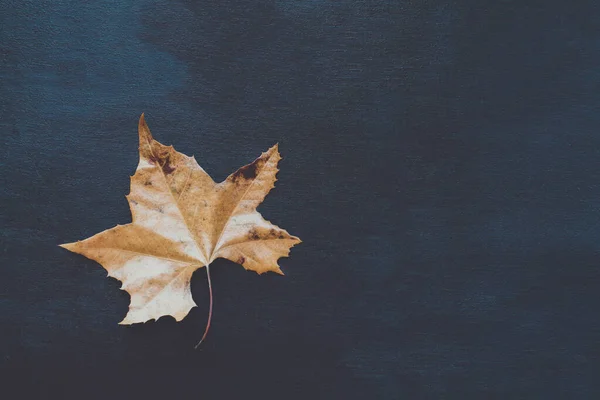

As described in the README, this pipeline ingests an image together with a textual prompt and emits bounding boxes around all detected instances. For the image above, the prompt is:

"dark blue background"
[2,0,600,398]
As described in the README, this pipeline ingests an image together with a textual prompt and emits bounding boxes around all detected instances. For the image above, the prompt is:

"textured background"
[2,0,600,398]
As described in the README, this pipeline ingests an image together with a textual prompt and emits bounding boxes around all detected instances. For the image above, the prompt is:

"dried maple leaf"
[61,114,301,346]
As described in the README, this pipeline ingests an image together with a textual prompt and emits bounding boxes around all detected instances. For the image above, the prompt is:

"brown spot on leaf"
[268,228,286,239]
[162,161,176,175]
[237,256,245,264]
[246,227,287,241]
[148,151,176,175]
[144,180,153,186]
[231,157,265,182]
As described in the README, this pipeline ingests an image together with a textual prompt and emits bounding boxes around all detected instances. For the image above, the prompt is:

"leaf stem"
[195,263,213,349]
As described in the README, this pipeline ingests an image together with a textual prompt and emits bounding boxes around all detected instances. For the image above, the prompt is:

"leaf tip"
[270,143,280,155]
[138,113,153,143]
[118,313,136,325]
[59,242,76,251]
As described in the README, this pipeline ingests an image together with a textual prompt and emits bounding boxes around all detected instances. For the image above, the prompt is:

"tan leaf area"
[61,115,301,325]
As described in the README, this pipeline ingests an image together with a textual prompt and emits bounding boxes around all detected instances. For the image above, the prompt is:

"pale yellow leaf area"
[61,115,301,325]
